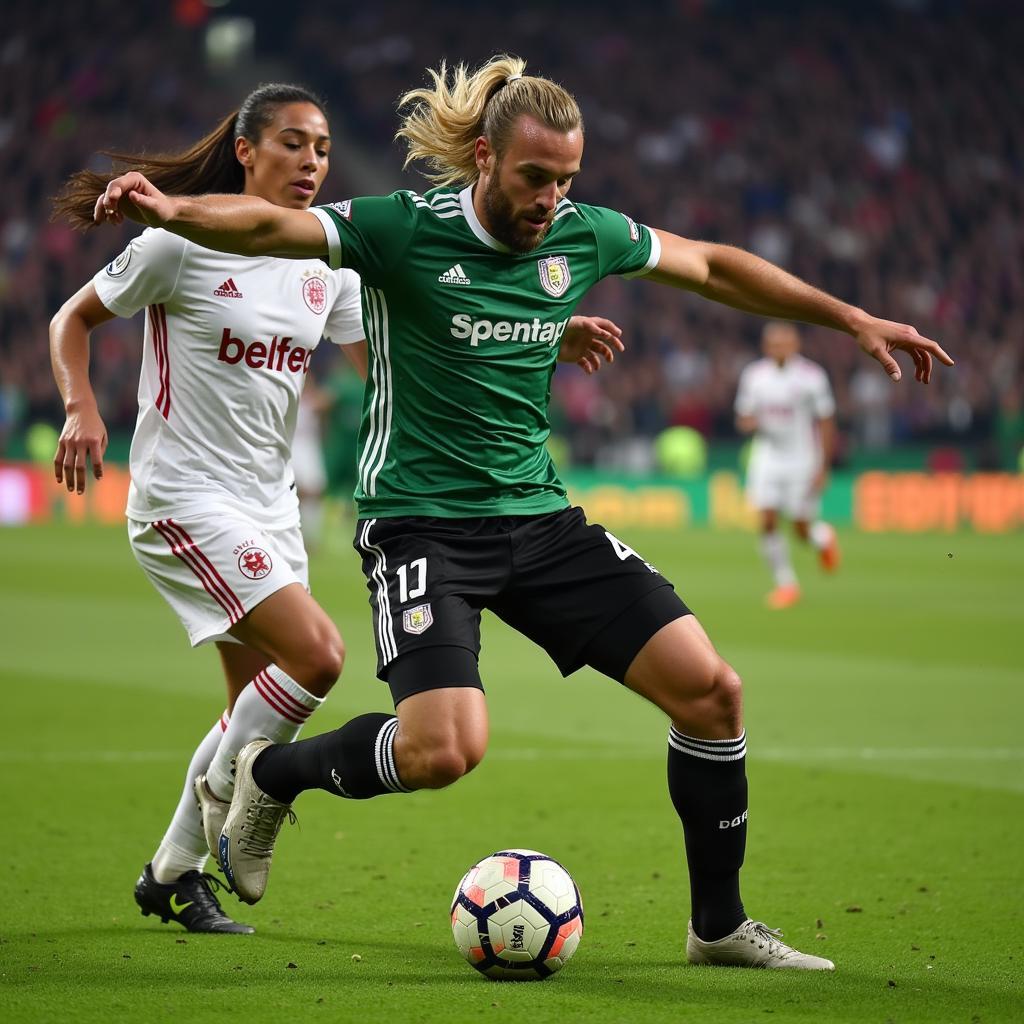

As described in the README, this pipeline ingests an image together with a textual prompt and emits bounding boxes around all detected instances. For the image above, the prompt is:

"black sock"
[667,727,748,942]
[252,713,410,803]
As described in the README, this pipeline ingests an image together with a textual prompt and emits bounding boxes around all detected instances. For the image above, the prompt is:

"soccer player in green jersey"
[96,55,952,969]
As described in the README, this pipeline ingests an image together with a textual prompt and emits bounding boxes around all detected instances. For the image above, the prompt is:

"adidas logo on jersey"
[438,264,471,286]
[214,278,243,298]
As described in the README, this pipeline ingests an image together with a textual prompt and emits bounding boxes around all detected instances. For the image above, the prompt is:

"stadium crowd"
[3,0,1022,470]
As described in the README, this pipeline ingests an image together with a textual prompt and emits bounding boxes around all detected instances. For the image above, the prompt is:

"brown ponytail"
[53,82,327,230]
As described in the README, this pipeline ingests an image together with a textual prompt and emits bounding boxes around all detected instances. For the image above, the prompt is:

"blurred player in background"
[51,84,367,933]
[735,322,840,609]
[95,55,951,970]
[291,374,333,552]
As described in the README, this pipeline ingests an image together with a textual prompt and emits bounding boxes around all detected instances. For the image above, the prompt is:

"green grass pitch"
[1,521,1021,1023]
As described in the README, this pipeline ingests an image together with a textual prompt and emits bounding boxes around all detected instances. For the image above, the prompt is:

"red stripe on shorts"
[163,519,247,622]
[152,519,245,624]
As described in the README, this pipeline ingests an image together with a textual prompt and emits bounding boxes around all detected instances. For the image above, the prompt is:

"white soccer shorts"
[745,457,821,521]
[128,513,309,646]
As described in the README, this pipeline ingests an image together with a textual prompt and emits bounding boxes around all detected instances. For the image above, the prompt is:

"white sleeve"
[309,206,343,271]
[734,365,757,417]
[323,269,365,345]
[92,228,188,317]
[810,367,836,419]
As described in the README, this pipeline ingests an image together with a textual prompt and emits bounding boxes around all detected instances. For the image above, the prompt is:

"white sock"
[760,531,797,588]
[151,710,229,883]
[205,665,324,800]
[808,520,834,550]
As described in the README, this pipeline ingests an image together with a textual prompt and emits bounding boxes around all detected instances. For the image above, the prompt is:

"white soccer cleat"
[217,739,295,905]
[193,773,230,860]
[687,919,835,970]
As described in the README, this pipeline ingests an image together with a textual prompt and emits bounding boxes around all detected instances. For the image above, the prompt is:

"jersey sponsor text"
[449,313,569,348]
[217,328,314,374]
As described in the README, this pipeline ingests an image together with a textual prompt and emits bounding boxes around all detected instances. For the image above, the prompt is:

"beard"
[481,173,552,253]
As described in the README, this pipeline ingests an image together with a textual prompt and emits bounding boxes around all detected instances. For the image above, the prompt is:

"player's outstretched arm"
[94,172,328,260]
[559,316,625,375]
[50,283,115,494]
[647,230,953,383]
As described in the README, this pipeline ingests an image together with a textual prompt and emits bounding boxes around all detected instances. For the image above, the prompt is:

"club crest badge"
[106,245,132,277]
[302,274,327,314]
[237,546,273,580]
[537,255,571,298]
[402,603,433,635]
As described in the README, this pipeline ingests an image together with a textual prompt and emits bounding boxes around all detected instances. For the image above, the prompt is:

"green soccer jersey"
[310,186,661,518]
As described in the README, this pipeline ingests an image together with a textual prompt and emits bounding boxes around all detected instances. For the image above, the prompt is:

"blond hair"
[396,54,583,188]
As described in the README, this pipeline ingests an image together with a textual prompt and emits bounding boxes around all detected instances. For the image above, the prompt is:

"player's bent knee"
[665,659,742,735]
[712,663,743,727]
[314,635,345,690]
[290,627,345,696]
[405,741,485,790]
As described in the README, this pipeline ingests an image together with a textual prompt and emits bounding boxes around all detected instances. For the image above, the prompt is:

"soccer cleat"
[687,919,834,970]
[218,739,295,905]
[193,772,230,860]
[765,584,801,609]
[133,862,254,934]
[818,532,841,573]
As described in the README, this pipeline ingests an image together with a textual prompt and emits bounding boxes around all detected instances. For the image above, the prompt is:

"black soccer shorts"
[354,506,690,702]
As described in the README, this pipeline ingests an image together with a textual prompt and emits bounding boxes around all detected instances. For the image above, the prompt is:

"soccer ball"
[450,849,584,980]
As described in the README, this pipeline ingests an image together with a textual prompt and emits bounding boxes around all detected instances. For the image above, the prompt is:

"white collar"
[459,184,512,253]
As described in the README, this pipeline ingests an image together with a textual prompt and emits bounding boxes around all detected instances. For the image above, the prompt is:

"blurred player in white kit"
[291,375,332,551]
[735,322,840,609]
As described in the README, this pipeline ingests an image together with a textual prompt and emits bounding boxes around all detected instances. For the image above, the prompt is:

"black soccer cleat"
[134,862,255,934]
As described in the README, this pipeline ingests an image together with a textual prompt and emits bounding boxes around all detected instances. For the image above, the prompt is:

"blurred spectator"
[5,0,1023,471]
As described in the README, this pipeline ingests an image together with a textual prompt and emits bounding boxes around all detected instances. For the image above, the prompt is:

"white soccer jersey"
[735,355,835,467]
[93,229,364,528]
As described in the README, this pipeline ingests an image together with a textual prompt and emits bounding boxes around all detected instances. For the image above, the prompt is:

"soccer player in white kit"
[735,322,840,609]
[50,84,366,933]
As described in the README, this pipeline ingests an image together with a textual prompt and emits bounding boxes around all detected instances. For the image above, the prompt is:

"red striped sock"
[205,666,323,800]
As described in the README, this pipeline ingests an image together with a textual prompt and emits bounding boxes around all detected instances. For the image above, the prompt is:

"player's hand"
[94,172,175,228]
[853,315,953,383]
[560,316,625,374]
[55,404,108,494]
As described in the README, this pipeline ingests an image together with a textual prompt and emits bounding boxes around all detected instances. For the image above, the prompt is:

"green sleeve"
[311,192,419,281]
[577,204,663,280]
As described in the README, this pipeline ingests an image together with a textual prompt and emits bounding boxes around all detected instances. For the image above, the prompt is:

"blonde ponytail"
[396,54,582,188]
